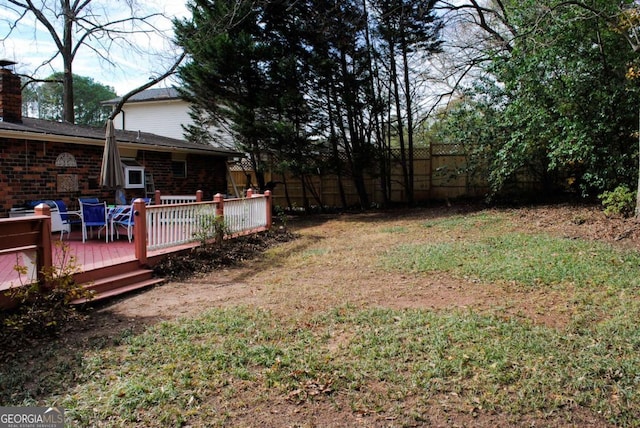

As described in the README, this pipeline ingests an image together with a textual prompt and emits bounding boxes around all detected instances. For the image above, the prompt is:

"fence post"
[133,198,148,266]
[196,190,203,202]
[264,190,272,230]
[33,203,52,286]
[154,190,161,206]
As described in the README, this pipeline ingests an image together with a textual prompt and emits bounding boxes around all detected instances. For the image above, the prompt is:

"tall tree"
[3,0,180,123]
[175,0,274,191]
[307,0,375,208]
[176,0,442,208]
[371,0,442,204]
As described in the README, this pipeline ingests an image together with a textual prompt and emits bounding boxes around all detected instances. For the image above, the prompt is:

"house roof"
[0,117,241,157]
[102,87,181,105]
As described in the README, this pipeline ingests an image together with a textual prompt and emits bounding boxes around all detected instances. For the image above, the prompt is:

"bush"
[1,242,92,351]
[599,185,636,218]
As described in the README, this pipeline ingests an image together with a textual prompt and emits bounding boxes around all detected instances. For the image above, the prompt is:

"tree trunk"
[636,109,640,219]
[62,0,74,123]
[400,29,415,205]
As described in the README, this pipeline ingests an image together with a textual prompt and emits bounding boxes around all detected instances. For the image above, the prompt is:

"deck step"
[73,277,166,304]
[72,264,166,304]
[82,269,154,293]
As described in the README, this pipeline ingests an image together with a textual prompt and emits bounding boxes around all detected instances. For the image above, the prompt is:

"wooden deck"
[1,194,271,302]
[1,229,137,291]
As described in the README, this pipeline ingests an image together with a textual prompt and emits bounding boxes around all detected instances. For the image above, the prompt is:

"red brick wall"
[133,150,228,201]
[0,69,22,123]
[0,137,229,216]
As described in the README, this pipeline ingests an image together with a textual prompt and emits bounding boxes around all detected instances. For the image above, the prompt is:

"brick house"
[0,66,240,217]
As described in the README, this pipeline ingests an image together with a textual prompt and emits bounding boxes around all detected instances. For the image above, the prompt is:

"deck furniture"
[78,197,100,205]
[80,201,109,243]
[112,199,151,242]
[111,204,134,242]
[8,200,71,238]
[53,200,81,240]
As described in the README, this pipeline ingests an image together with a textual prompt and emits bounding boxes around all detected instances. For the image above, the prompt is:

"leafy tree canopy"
[23,73,116,126]
[433,0,640,200]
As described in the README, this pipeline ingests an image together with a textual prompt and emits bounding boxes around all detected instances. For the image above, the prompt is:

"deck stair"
[72,260,165,304]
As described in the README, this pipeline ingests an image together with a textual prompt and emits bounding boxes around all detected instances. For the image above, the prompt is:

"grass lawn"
[1,204,639,427]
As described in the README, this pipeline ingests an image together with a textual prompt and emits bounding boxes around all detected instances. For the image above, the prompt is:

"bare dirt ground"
[66,202,639,427]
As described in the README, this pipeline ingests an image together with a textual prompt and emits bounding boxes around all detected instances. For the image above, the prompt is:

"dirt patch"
[96,203,632,331]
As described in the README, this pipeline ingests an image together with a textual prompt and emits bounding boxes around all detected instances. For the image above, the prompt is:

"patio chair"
[111,203,136,242]
[80,201,109,243]
[51,200,72,240]
[112,198,151,242]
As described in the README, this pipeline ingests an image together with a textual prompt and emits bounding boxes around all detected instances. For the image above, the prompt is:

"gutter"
[0,130,241,157]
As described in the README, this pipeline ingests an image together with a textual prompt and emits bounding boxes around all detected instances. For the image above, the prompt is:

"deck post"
[196,190,203,202]
[214,193,224,216]
[154,190,161,206]
[213,193,224,243]
[33,203,53,286]
[264,190,272,230]
[133,199,148,266]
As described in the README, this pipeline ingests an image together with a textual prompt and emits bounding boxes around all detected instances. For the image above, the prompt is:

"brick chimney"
[0,60,22,123]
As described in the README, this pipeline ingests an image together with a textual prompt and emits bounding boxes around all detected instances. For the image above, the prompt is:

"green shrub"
[1,242,92,346]
[599,185,636,218]
[193,211,228,245]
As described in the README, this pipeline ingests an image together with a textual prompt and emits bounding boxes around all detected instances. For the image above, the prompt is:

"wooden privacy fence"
[228,146,489,208]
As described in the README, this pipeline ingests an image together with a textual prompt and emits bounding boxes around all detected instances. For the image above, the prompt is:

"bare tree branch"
[108,52,186,121]
[3,0,181,123]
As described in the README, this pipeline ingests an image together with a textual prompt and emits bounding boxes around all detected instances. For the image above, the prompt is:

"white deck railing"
[144,192,271,252]
[159,195,198,204]
[146,201,218,251]
[224,196,268,235]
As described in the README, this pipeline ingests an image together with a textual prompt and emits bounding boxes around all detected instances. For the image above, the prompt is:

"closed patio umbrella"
[100,119,125,188]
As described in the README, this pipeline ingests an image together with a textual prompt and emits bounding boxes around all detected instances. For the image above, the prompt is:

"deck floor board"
[1,230,136,291]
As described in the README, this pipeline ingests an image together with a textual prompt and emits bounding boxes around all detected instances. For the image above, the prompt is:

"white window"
[121,159,145,189]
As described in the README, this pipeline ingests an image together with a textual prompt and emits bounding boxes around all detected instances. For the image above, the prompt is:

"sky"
[0,0,189,95]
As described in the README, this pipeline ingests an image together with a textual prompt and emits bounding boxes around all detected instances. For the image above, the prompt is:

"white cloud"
[1,0,189,95]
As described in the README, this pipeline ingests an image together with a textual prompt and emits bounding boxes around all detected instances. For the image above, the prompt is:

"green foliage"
[25,73,116,126]
[193,211,228,245]
[599,185,636,218]
[1,242,92,346]
[273,205,289,231]
[176,0,441,206]
[432,1,640,200]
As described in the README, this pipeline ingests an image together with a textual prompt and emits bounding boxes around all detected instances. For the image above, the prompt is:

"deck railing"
[0,204,52,286]
[157,194,199,205]
[134,190,272,264]
[145,201,218,251]
[223,193,270,235]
